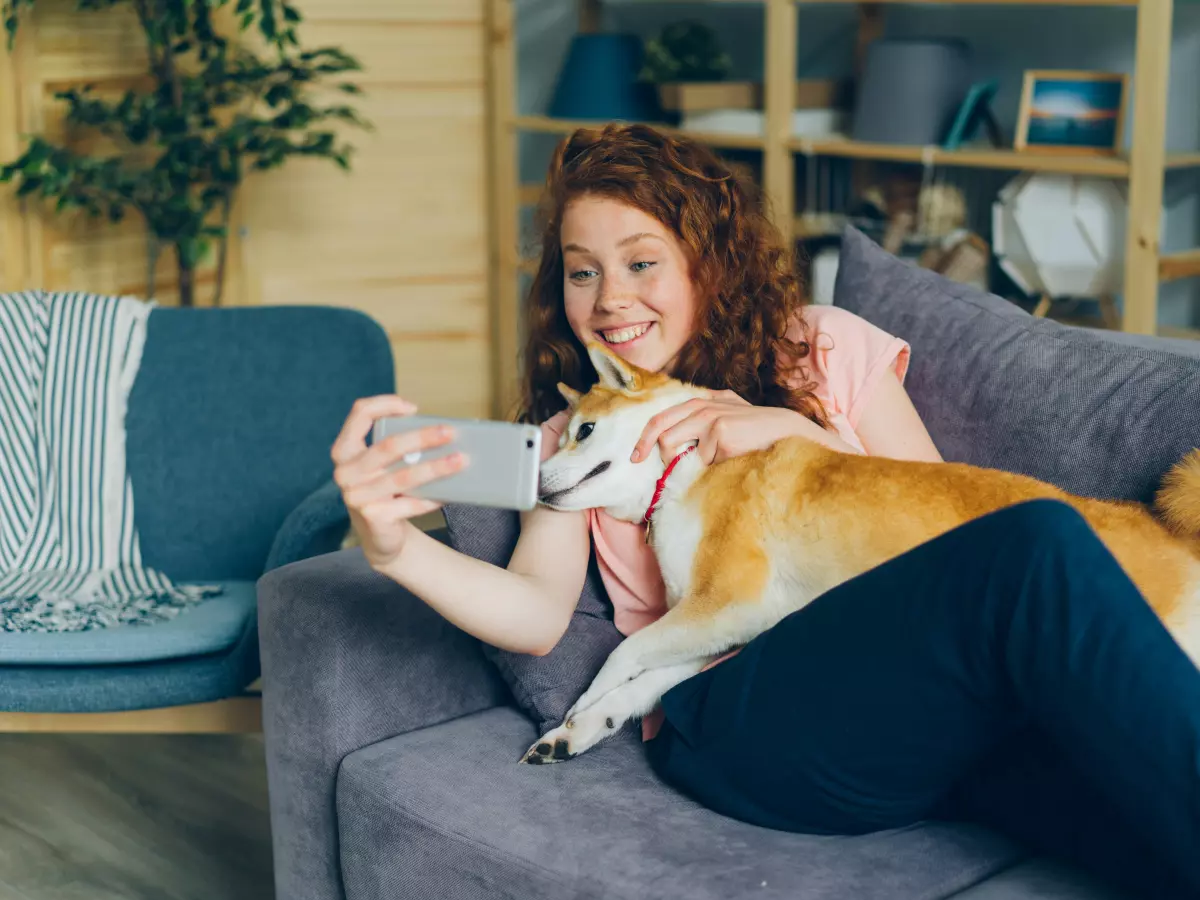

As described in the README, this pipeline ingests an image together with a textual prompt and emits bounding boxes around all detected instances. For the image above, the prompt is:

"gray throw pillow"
[440,502,623,734]
[832,225,1200,504]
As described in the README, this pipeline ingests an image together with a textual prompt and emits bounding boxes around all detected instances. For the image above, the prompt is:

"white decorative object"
[680,108,763,136]
[679,108,846,139]
[991,173,1127,298]
[809,246,841,305]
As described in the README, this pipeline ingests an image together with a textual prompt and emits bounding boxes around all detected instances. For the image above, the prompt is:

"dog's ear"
[557,382,581,408]
[586,341,644,392]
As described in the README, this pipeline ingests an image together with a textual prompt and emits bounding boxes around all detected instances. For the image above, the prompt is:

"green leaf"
[16,176,43,197]
[23,141,51,171]
[176,236,210,267]
[259,0,277,41]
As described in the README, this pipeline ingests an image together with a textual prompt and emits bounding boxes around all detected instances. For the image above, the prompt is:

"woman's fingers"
[331,395,417,466]
[336,422,456,490]
[632,398,707,462]
[343,449,469,509]
[631,392,752,463]
[656,408,720,462]
[355,494,445,528]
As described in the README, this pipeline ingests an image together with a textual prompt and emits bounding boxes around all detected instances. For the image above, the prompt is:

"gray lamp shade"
[852,38,972,145]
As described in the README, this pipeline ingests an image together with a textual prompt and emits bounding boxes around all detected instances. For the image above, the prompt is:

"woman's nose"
[596,281,634,311]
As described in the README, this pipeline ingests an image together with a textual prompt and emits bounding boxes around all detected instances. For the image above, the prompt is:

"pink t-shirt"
[539,305,910,738]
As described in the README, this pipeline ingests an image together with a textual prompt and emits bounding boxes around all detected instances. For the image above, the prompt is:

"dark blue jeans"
[645,500,1200,897]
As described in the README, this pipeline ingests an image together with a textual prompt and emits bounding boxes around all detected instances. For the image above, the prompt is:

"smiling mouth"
[597,323,653,346]
[539,460,612,505]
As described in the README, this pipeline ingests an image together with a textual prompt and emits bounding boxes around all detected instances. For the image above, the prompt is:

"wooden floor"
[0,735,273,900]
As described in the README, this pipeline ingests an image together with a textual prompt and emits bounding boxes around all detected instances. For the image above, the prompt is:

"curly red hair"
[517,122,826,428]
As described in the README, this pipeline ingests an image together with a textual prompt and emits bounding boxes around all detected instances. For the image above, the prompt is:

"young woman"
[330,124,1200,897]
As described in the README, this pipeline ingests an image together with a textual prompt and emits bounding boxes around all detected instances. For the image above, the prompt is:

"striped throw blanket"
[0,291,219,633]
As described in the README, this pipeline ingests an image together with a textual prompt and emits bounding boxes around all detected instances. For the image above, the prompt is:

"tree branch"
[211,193,232,306]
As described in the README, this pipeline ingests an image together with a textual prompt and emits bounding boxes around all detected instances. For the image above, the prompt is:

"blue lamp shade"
[548,33,663,122]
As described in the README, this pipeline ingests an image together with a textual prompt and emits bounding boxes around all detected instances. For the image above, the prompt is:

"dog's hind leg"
[519,657,715,763]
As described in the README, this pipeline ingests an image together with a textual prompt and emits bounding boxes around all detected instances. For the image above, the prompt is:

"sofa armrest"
[257,545,509,900]
[263,478,349,573]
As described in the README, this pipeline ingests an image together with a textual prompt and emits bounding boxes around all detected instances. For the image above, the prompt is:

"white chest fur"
[647,459,705,609]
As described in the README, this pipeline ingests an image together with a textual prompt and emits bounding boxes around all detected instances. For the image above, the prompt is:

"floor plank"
[0,735,272,900]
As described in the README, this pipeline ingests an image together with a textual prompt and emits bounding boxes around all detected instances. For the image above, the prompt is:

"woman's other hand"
[630,390,855,466]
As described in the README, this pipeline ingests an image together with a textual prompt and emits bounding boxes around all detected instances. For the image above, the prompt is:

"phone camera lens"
[526,439,534,449]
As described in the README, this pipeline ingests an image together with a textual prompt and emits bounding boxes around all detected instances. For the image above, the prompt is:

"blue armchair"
[0,305,394,732]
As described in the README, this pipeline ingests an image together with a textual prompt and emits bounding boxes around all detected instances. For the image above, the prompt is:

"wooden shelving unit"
[487,0,1188,418]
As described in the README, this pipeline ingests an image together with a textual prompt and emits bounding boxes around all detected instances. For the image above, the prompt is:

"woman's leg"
[937,727,1197,897]
[645,499,1200,895]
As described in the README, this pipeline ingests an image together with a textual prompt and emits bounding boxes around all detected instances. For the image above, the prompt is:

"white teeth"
[600,324,650,344]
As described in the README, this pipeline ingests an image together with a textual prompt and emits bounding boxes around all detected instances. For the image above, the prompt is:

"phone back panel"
[371,415,542,510]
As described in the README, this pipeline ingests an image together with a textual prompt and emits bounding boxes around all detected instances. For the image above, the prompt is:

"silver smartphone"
[370,414,543,511]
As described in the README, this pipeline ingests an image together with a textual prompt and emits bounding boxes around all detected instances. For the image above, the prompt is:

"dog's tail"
[1156,449,1200,539]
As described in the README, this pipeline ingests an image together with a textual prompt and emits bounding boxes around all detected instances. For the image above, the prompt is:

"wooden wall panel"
[300,22,485,85]
[4,0,215,305]
[1,0,494,418]
[241,1,493,418]
[245,89,486,282]
[0,30,26,292]
[289,1,483,24]
[32,1,147,83]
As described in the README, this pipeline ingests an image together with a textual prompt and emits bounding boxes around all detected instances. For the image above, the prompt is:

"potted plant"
[0,0,369,306]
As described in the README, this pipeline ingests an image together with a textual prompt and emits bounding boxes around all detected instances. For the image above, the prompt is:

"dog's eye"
[576,422,594,442]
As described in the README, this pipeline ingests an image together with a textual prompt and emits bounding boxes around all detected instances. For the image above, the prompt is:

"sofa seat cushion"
[948,859,1127,899]
[0,580,255,665]
[337,707,1030,900]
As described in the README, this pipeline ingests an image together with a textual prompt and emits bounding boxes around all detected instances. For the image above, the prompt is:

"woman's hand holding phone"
[331,395,468,572]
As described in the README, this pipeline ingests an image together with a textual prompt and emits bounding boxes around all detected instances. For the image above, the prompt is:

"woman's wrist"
[794,411,858,454]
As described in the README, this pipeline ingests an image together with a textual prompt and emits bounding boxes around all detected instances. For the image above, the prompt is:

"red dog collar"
[642,445,698,528]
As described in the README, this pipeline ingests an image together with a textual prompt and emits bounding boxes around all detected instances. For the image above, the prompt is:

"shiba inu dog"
[521,342,1200,764]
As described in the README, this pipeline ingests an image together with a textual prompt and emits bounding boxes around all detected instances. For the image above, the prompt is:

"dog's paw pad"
[519,734,574,765]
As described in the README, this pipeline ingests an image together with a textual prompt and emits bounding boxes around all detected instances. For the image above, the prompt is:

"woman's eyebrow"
[562,232,664,254]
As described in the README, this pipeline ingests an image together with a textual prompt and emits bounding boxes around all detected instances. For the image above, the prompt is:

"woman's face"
[560,195,698,375]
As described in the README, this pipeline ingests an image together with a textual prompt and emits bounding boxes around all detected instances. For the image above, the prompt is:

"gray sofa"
[258,228,1200,900]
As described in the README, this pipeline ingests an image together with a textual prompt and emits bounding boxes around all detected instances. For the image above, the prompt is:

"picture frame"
[1014,70,1129,156]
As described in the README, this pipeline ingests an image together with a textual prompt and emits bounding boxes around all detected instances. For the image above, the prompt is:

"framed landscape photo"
[1014,70,1128,156]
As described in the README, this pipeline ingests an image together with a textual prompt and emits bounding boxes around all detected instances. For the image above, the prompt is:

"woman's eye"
[576,422,594,441]
[569,269,597,282]
[631,260,655,273]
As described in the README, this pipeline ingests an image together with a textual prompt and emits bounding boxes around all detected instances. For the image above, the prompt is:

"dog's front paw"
[519,724,575,765]
[519,709,619,765]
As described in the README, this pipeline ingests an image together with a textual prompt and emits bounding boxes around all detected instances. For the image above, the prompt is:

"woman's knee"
[977,498,1098,546]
